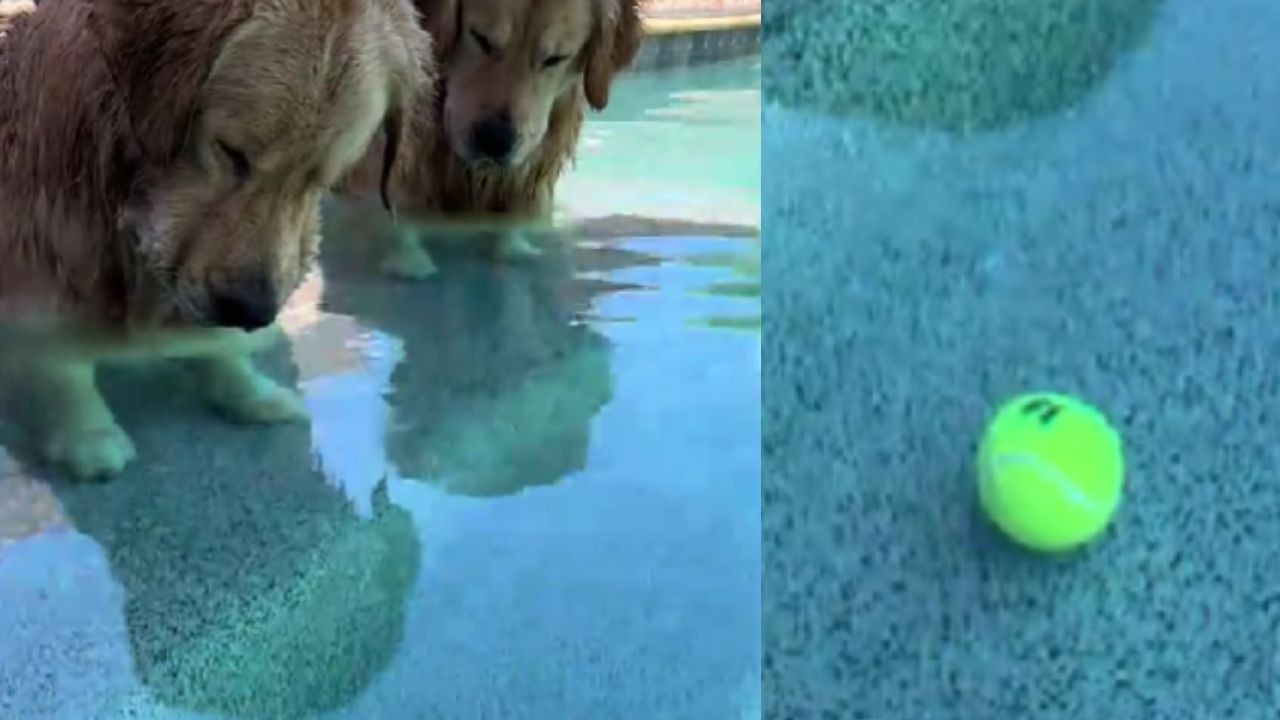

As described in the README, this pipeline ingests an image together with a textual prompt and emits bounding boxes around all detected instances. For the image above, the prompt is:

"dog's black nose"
[470,113,516,164]
[209,273,278,331]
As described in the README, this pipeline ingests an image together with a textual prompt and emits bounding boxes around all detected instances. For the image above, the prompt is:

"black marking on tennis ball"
[1020,397,1064,426]
[1020,397,1052,416]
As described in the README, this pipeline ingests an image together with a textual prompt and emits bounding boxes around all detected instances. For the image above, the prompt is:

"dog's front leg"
[493,200,550,262]
[26,358,137,480]
[494,227,544,262]
[187,352,307,425]
[379,220,439,281]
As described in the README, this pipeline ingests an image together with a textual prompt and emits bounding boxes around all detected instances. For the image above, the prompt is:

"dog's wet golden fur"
[0,0,433,479]
[0,1,33,36]
[339,0,643,279]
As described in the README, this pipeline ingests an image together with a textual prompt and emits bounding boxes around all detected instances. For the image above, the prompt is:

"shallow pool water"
[0,59,760,718]
[559,58,761,227]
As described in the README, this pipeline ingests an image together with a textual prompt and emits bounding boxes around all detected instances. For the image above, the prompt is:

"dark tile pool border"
[633,14,761,72]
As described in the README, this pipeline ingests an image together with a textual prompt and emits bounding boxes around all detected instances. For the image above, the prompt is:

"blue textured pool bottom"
[763,0,1280,717]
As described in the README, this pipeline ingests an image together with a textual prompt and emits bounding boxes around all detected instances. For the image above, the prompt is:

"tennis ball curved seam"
[988,452,1113,515]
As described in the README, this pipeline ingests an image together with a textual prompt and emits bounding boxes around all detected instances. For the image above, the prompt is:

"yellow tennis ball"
[977,393,1124,552]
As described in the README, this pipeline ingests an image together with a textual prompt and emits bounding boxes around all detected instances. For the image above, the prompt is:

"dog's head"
[420,0,641,169]
[89,0,432,330]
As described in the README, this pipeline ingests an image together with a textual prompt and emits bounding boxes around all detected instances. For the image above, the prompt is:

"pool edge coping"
[643,12,761,36]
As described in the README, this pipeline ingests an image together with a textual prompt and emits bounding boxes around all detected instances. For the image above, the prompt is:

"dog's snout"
[208,272,279,331]
[470,113,516,164]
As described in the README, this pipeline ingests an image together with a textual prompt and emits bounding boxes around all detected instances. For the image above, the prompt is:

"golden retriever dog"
[0,0,432,480]
[0,1,34,36]
[338,0,643,279]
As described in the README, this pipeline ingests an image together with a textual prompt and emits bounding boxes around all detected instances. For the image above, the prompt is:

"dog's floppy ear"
[379,105,405,216]
[84,0,253,163]
[584,0,643,111]
[0,0,35,35]
[376,15,437,217]
[414,0,460,59]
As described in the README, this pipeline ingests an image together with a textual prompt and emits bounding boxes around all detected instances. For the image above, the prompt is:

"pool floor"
[0,60,761,719]
[764,0,1280,716]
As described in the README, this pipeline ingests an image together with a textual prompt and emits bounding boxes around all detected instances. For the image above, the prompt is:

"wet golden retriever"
[0,1,33,36]
[0,0,432,479]
[339,0,643,279]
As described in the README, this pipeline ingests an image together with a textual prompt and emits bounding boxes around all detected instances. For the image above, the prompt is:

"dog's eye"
[470,29,495,55]
[217,140,251,180]
[542,54,569,69]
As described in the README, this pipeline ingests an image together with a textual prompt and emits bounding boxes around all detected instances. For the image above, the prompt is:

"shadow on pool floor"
[765,0,1165,133]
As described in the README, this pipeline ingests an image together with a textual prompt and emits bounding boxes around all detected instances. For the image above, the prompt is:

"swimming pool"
[764,0,1280,716]
[0,58,760,718]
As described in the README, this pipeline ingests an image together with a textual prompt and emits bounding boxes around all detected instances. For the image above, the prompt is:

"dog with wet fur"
[337,0,644,279]
[0,0,432,479]
[0,1,34,36]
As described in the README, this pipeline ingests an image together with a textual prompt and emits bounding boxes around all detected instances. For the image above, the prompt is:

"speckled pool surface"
[764,0,1280,717]
[0,59,760,719]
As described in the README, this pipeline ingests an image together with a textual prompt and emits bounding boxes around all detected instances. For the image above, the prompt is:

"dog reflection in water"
[320,205,618,497]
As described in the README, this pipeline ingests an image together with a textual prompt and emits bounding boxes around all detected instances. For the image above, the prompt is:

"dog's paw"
[495,233,543,262]
[380,250,438,281]
[213,379,308,425]
[193,355,309,425]
[380,243,439,281]
[43,420,137,481]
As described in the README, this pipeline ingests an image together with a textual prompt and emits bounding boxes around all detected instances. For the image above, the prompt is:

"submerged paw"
[43,422,137,481]
[380,245,439,281]
[215,381,308,425]
[495,234,543,262]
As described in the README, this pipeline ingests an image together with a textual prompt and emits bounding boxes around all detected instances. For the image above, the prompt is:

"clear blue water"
[0,58,760,719]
